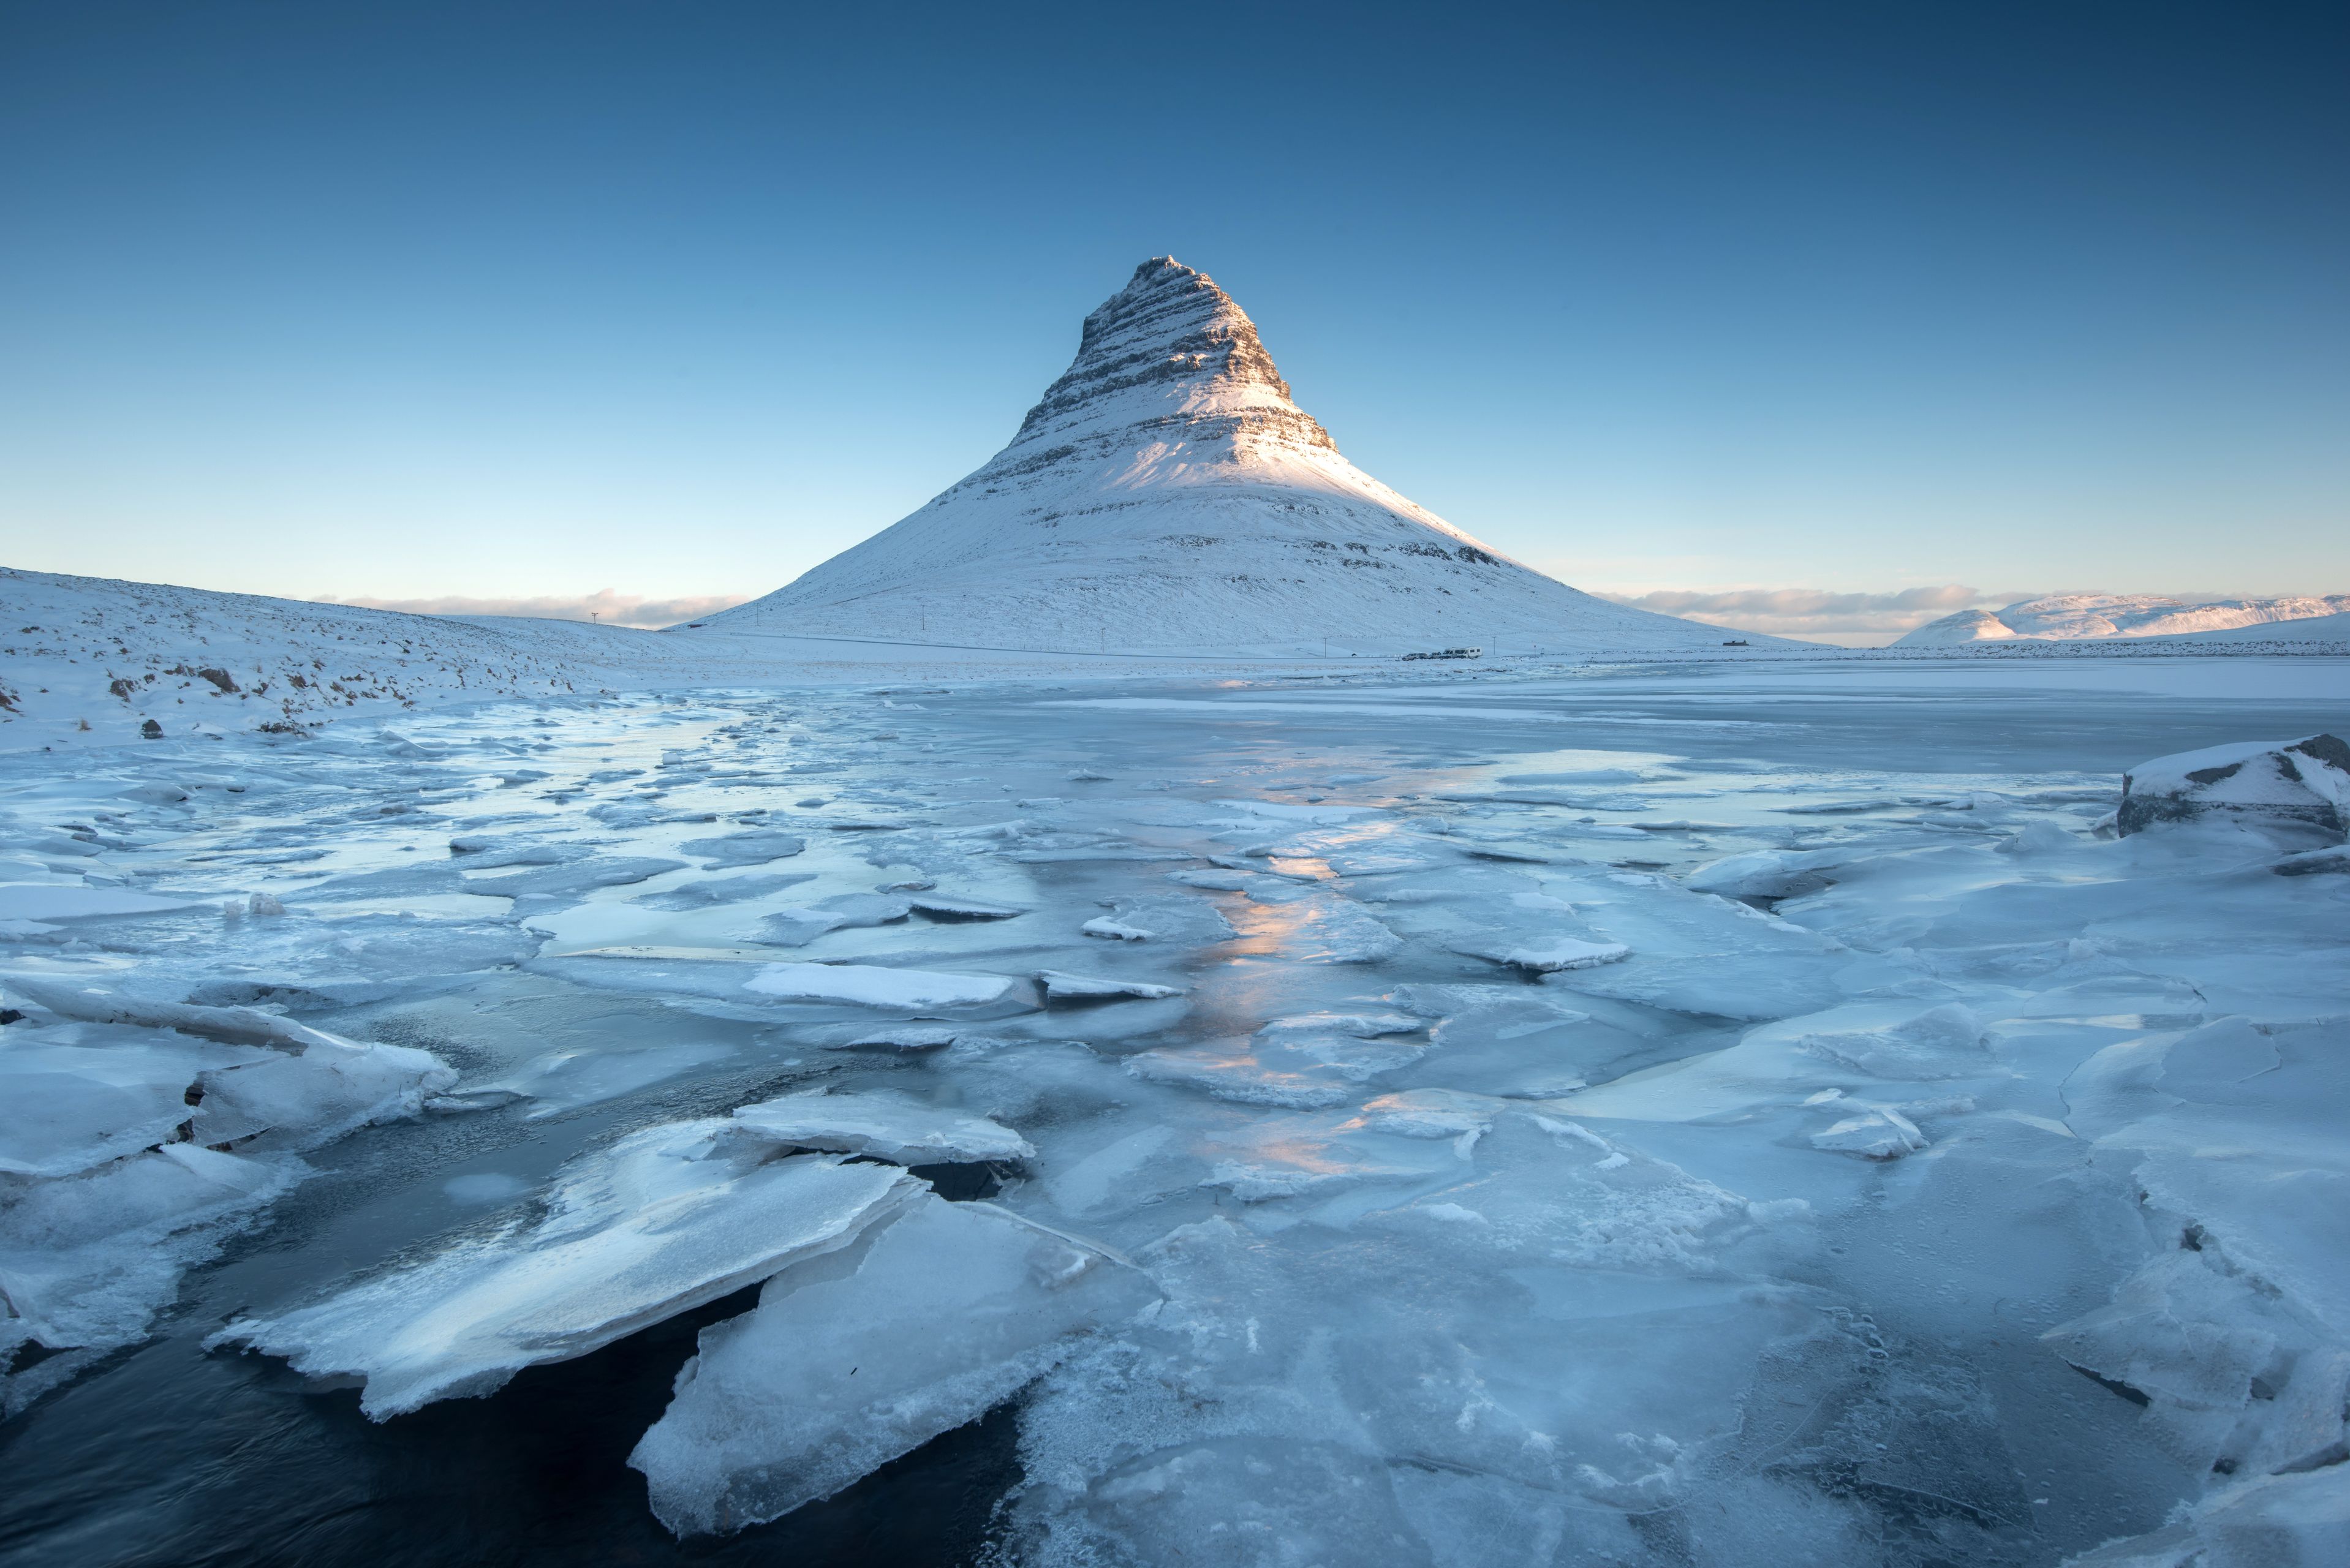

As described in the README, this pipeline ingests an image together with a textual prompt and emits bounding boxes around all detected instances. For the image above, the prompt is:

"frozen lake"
[4,655,2347,1567]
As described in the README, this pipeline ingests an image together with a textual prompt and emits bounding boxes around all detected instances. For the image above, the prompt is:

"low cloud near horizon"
[321,590,754,630]
[1594,584,2030,641]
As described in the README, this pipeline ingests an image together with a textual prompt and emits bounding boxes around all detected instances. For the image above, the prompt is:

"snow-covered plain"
[2,655,2347,1567]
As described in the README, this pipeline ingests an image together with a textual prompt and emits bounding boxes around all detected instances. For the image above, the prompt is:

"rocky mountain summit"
[700,258,1744,655]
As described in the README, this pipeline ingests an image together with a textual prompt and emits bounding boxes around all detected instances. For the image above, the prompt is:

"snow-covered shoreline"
[9,565,2346,756]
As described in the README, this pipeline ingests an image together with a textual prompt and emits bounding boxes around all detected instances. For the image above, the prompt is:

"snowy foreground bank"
[2,657,2348,1567]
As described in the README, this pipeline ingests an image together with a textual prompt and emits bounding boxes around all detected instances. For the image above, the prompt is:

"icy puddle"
[2,658,2347,1567]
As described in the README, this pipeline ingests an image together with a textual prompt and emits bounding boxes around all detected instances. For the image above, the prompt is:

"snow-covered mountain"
[698,258,1748,656]
[1897,592,2350,646]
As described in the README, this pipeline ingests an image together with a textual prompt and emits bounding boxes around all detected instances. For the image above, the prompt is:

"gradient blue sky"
[4,1,2344,638]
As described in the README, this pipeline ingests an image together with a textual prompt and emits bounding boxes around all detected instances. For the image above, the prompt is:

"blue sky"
[4,1,2343,640]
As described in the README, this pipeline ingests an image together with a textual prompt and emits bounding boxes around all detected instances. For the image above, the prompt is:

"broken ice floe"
[749,892,912,946]
[6,981,457,1151]
[742,963,1010,1008]
[1683,846,1851,902]
[214,1124,922,1417]
[0,1030,273,1178]
[633,871,816,910]
[825,1022,959,1052]
[905,893,1022,920]
[1807,1104,1928,1158]
[0,986,456,1412]
[1080,895,1236,944]
[729,1090,1033,1165]
[1035,971,1184,1002]
[1450,933,1631,973]
[678,829,807,868]
[631,1194,1156,1534]
[469,1041,741,1118]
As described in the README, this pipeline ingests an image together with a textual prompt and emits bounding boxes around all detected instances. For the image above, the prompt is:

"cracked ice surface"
[2,659,2349,1566]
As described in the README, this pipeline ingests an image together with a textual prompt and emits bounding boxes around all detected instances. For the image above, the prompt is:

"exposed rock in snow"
[1897,592,2350,646]
[2118,734,2350,844]
[693,258,1757,657]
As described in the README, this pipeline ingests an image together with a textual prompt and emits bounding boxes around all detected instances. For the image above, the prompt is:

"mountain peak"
[1005,255,1334,460]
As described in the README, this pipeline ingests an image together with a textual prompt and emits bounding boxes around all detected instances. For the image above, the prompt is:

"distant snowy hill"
[0,567,679,745]
[698,258,1755,657]
[1897,592,2350,646]
[0,568,1187,750]
[2145,610,2350,647]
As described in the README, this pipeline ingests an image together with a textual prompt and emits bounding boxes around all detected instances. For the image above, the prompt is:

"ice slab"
[742,963,1011,1008]
[826,1022,960,1052]
[464,856,687,900]
[1127,1039,1355,1109]
[728,1090,1034,1164]
[1081,895,1235,944]
[215,1129,920,1417]
[634,872,817,910]
[1784,1001,1987,1079]
[473,1041,740,1118]
[1450,933,1631,973]
[0,1033,270,1177]
[1808,1104,1927,1158]
[1683,846,1851,901]
[1,980,457,1150]
[750,892,916,946]
[3,1143,294,1359]
[906,894,1023,920]
[678,830,807,868]
[630,1194,1155,1534]
[1036,971,1184,1002]
[3,978,355,1054]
